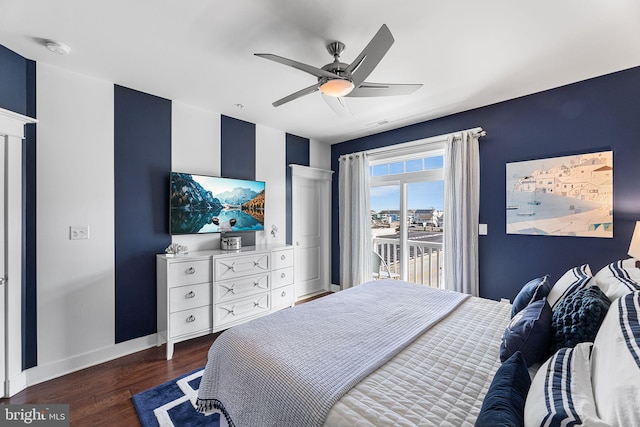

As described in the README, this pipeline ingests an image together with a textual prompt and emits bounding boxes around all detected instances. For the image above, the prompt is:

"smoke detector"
[45,41,71,55]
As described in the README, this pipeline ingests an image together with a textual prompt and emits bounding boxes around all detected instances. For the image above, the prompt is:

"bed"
[196,280,512,426]
[196,260,640,427]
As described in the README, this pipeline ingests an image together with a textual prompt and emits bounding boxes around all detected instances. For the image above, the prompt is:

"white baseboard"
[20,334,158,393]
[5,372,27,397]
[330,283,341,292]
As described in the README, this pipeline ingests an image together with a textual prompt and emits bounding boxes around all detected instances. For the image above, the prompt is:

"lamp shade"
[628,221,640,259]
[319,78,354,97]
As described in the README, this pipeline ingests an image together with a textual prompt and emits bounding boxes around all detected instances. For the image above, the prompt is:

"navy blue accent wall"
[221,115,256,245]
[0,44,38,369]
[331,66,640,301]
[23,59,37,369]
[0,45,29,114]
[285,134,310,245]
[114,85,172,343]
[221,115,255,180]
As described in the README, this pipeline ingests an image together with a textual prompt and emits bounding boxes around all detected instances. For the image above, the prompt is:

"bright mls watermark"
[1,405,69,426]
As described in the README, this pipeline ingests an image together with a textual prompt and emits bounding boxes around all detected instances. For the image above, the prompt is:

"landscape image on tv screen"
[170,172,265,234]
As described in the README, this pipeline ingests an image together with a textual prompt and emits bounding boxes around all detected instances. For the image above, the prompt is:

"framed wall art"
[506,151,613,238]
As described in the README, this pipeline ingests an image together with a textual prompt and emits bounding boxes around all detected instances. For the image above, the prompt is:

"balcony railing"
[373,237,443,288]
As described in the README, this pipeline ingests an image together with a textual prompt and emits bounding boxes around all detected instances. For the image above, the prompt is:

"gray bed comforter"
[196,280,469,427]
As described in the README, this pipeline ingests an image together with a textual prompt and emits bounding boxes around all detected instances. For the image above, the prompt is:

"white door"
[291,165,333,300]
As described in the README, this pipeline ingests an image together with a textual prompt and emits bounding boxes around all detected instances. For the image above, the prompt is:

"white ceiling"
[1,0,640,144]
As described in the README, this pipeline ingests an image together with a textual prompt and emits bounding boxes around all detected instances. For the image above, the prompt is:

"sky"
[191,174,265,194]
[369,155,444,212]
[370,181,444,212]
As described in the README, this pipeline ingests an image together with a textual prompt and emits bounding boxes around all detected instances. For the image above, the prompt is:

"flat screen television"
[170,172,265,235]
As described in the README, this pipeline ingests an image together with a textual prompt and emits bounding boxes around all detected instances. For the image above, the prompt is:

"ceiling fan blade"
[255,53,341,80]
[272,83,321,107]
[345,24,394,87]
[347,82,423,97]
[321,94,352,117]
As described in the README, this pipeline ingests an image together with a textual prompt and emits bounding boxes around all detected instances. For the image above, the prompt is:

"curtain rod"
[356,127,485,160]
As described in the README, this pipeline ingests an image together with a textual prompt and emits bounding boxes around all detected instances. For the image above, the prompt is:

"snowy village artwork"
[506,151,613,238]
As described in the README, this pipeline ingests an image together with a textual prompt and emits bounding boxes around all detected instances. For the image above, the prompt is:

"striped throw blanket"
[196,280,469,427]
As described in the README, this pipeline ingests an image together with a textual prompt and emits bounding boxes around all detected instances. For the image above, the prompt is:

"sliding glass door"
[370,149,445,287]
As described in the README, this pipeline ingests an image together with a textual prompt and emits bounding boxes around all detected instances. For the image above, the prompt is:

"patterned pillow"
[549,286,610,353]
[591,291,640,426]
[594,259,640,301]
[547,265,593,310]
[525,343,607,426]
[475,351,531,427]
[500,298,552,367]
[511,276,551,318]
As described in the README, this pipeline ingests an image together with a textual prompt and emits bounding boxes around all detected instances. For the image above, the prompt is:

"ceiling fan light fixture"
[320,78,354,97]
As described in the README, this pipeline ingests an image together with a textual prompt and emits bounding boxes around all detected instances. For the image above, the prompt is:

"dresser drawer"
[271,266,294,288]
[169,282,211,313]
[215,273,270,303]
[271,249,294,270]
[215,293,270,327]
[168,260,211,287]
[169,305,211,338]
[214,253,270,281]
[271,284,294,310]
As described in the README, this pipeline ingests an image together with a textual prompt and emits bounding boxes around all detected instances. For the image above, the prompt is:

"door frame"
[290,164,333,298]
[0,108,37,397]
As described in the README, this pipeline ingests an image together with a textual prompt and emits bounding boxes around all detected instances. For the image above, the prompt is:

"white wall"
[34,63,117,380]
[171,101,222,252]
[26,64,319,387]
[256,125,287,246]
[310,138,331,170]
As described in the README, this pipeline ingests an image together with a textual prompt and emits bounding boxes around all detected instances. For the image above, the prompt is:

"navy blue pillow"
[511,276,551,318]
[550,286,610,353]
[475,351,531,427]
[500,298,552,367]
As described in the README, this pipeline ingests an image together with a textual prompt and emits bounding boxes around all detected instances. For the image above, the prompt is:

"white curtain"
[443,131,480,296]
[339,152,372,289]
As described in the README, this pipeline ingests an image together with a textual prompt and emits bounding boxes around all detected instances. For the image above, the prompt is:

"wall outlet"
[479,223,488,235]
[70,225,90,240]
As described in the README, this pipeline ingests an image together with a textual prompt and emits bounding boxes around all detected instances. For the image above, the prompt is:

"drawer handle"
[281,291,286,298]
[186,291,195,299]
[186,315,196,323]
[221,284,235,295]
[281,273,286,279]
[281,255,286,261]
[186,267,196,275]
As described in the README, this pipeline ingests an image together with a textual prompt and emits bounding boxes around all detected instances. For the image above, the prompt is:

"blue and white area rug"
[132,368,220,427]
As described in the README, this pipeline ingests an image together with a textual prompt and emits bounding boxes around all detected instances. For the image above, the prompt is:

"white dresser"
[157,244,294,359]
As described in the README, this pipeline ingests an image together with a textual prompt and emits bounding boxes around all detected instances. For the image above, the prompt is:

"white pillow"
[591,291,640,426]
[524,342,609,427]
[594,259,640,301]
[547,264,593,310]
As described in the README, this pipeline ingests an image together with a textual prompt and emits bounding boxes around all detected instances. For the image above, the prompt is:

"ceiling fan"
[255,24,422,116]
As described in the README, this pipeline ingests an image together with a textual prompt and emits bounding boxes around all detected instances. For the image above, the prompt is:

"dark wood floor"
[0,292,331,426]
[1,333,218,426]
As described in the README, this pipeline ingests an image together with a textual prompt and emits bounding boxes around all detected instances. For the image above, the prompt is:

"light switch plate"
[70,225,90,240]
[479,223,488,235]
